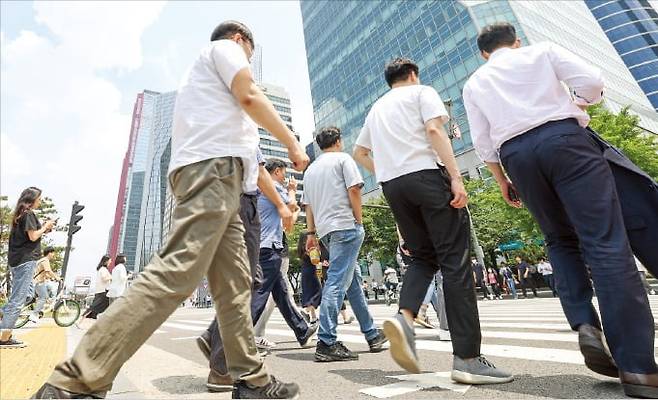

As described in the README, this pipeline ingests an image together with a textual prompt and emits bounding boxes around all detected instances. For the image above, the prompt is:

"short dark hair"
[316,126,341,150]
[210,20,254,49]
[265,158,287,173]
[384,57,419,87]
[43,246,55,256]
[115,254,127,266]
[477,22,517,53]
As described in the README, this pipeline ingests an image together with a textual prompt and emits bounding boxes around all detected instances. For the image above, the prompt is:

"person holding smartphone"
[1,187,56,348]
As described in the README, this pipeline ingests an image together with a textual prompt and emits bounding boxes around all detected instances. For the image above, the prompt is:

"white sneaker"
[650,289,657,295]
[438,329,451,341]
[255,336,276,350]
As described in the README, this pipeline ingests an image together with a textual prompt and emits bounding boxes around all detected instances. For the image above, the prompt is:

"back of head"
[384,57,419,87]
[315,126,342,150]
[115,254,127,267]
[477,22,517,54]
[210,20,254,48]
[43,246,56,257]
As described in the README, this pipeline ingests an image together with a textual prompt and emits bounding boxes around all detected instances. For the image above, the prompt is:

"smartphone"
[508,186,520,202]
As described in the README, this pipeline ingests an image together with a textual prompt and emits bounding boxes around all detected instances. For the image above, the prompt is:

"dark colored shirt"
[8,211,42,268]
[517,262,530,277]
[472,262,486,282]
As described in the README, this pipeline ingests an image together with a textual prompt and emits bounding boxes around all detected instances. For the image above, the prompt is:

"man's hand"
[287,175,298,192]
[288,144,309,172]
[305,234,318,252]
[277,203,294,232]
[449,179,468,209]
[499,179,522,208]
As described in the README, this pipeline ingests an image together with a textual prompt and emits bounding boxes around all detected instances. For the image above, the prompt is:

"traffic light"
[69,201,84,236]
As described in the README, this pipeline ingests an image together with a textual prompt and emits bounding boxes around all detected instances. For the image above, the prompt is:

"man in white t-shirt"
[353,57,511,384]
[38,21,307,400]
[537,258,557,297]
[304,127,387,362]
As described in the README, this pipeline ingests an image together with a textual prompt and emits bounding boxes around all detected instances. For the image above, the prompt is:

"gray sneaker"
[451,355,514,384]
[383,313,420,373]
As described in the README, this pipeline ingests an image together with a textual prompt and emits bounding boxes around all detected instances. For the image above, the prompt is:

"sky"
[1,1,316,285]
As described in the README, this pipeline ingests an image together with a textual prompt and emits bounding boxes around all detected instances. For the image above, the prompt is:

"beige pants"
[48,157,269,395]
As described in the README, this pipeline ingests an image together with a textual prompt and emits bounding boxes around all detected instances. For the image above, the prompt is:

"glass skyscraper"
[135,91,177,272]
[300,0,658,196]
[585,0,658,111]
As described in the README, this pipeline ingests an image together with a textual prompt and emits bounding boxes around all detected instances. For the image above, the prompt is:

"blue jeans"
[319,225,377,346]
[506,278,518,298]
[422,272,449,330]
[1,260,37,330]
[35,282,53,313]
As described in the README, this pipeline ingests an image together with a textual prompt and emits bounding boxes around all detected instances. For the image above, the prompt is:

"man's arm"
[353,145,375,173]
[231,69,308,171]
[257,165,293,232]
[347,185,363,224]
[305,205,318,250]
[547,43,604,106]
[425,118,467,208]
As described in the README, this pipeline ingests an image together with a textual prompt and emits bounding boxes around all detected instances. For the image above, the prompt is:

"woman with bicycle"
[75,255,112,328]
[0,187,56,348]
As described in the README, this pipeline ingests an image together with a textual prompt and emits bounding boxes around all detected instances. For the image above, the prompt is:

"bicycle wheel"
[53,299,81,327]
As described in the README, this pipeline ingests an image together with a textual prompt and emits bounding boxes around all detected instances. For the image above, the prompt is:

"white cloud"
[1,1,165,285]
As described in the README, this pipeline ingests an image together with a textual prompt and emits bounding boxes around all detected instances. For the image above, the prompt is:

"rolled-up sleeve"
[463,86,498,163]
[546,43,604,106]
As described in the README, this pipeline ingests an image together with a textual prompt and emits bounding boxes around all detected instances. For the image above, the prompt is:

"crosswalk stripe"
[161,322,205,332]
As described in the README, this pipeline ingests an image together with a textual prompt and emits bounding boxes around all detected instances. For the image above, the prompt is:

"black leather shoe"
[620,371,658,398]
[32,383,103,399]
[578,324,618,378]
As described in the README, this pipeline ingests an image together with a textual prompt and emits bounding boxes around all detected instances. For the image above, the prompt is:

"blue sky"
[1,1,315,284]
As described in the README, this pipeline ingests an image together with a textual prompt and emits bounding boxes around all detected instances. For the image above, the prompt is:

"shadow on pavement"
[477,374,623,399]
[275,352,317,362]
[151,375,209,395]
[329,368,409,387]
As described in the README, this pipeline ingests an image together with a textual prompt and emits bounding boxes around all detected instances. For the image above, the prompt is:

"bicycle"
[14,284,81,328]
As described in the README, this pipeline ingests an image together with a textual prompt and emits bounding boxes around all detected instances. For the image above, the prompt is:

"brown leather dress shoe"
[32,383,104,399]
[206,369,233,392]
[620,371,658,398]
[578,324,619,377]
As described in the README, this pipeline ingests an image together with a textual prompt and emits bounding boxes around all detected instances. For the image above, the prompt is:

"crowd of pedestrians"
[0,18,653,399]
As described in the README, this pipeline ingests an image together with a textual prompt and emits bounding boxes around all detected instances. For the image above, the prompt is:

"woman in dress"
[76,255,112,327]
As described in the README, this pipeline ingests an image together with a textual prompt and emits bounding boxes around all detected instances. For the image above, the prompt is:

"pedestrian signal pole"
[61,201,84,284]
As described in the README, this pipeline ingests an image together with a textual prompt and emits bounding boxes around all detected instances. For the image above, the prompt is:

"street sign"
[498,240,523,251]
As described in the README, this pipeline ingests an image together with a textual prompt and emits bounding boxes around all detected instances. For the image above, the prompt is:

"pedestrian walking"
[0,187,56,348]
[353,57,512,383]
[487,268,503,300]
[34,20,308,399]
[304,127,388,362]
[298,231,322,323]
[416,272,451,341]
[33,247,62,318]
[362,280,370,300]
[76,255,112,328]
[472,258,491,300]
[106,254,128,305]
[515,257,538,298]
[499,263,518,299]
[463,22,656,397]
[372,281,379,301]
[249,159,318,350]
[538,258,558,297]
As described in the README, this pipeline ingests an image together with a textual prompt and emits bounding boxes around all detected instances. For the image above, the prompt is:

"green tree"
[588,104,658,180]
[0,196,11,277]
[361,196,398,268]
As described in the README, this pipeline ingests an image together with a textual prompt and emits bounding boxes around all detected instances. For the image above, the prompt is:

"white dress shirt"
[463,42,604,163]
[169,39,259,191]
[107,263,128,298]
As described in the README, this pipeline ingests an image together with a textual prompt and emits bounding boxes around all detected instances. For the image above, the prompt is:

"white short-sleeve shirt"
[356,85,449,183]
[169,39,259,190]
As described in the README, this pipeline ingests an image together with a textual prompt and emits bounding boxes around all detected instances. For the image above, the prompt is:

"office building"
[300,0,658,196]
[585,0,658,111]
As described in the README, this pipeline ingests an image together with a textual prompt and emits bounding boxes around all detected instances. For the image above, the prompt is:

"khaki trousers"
[48,157,270,395]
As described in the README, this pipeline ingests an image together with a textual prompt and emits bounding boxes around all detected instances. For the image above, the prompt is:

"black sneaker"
[232,375,299,399]
[0,336,26,349]
[315,340,358,362]
[32,382,103,399]
[298,321,318,348]
[367,329,389,353]
[383,313,420,373]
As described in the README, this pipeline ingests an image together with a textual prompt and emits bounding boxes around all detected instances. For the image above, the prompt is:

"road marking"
[171,336,199,341]
[161,322,205,332]
[360,372,470,398]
